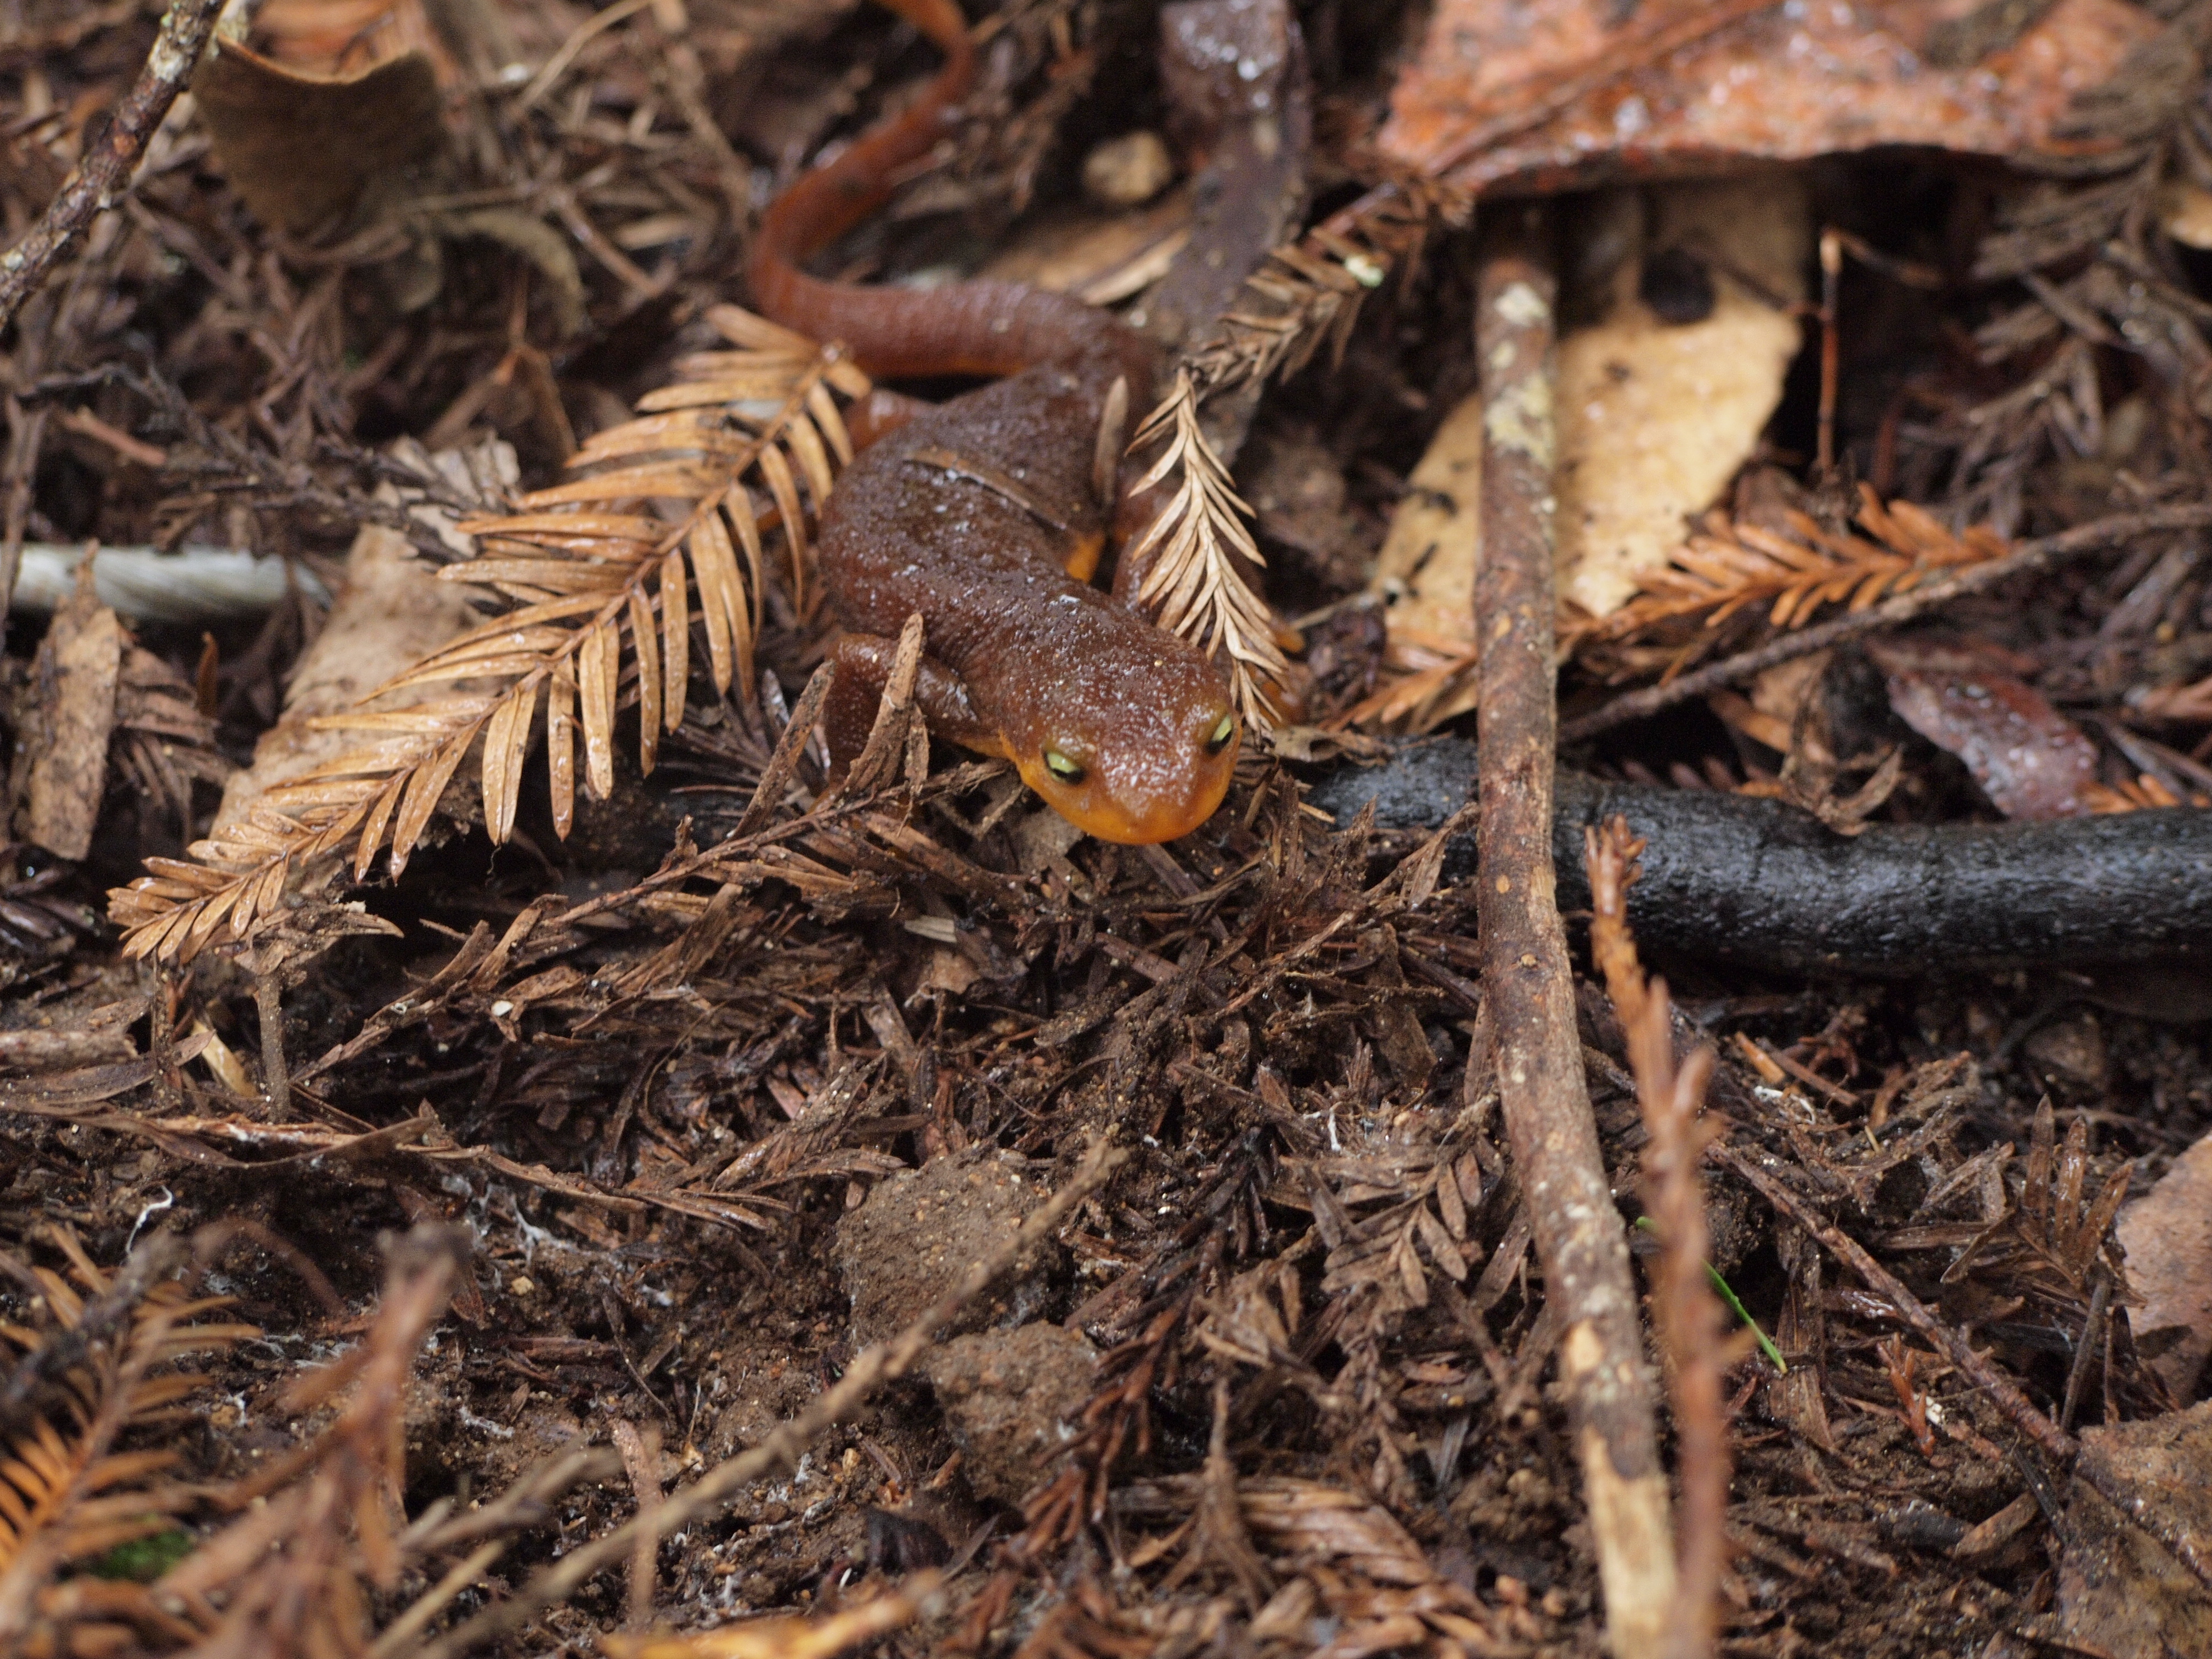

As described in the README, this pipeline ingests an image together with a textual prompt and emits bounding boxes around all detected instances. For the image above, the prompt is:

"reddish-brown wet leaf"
[1865,634,2101,820]
[1379,0,2155,192]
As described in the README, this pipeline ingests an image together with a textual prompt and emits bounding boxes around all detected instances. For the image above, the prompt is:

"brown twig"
[1815,229,1842,479]
[1471,210,1675,1656]
[1587,821,1727,1659]
[1706,1140,2075,1465]
[610,1419,662,1628]
[0,0,225,334]
[252,967,291,1116]
[1561,502,2212,741]
[409,1138,1124,1659]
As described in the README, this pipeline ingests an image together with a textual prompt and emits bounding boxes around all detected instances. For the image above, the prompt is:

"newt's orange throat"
[747,0,1239,846]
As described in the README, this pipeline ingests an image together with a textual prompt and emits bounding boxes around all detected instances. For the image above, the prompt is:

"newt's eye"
[1043,748,1086,783]
[1205,715,1235,755]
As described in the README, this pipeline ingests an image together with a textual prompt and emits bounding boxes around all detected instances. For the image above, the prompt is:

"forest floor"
[2,1,2210,1657]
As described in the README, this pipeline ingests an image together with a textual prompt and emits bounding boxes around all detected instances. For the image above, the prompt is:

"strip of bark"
[1472,208,1674,1657]
[1308,743,2212,975]
[1560,502,2212,742]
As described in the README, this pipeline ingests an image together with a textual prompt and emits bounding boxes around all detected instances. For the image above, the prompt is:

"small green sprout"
[1635,1215,1787,1375]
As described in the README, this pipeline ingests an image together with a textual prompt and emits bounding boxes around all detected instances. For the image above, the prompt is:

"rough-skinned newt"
[746,0,1238,845]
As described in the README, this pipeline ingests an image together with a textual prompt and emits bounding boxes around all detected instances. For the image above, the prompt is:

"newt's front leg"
[823,631,1003,780]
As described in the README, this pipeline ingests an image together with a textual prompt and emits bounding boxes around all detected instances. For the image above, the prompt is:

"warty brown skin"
[815,342,1237,843]
[745,0,1237,844]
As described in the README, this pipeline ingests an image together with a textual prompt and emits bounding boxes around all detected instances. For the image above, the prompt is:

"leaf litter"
[2,0,2212,1656]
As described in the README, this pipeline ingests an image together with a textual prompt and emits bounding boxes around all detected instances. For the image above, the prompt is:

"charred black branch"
[1309,738,2212,975]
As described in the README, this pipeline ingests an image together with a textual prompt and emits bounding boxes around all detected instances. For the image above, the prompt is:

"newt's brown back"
[744,0,1238,845]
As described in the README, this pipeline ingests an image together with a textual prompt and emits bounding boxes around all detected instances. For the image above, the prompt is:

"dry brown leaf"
[2058,1403,2212,1654]
[1556,176,1807,617]
[2116,1132,2212,1401]
[1359,178,1805,729]
[1365,391,1482,715]
[1864,634,2102,820]
[195,0,586,329]
[250,0,450,75]
[20,569,122,862]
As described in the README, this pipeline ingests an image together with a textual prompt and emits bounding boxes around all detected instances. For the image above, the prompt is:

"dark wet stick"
[1308,737,2212,974]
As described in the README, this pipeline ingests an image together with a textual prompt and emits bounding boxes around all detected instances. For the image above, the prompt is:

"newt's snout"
[1013,690,1238,845]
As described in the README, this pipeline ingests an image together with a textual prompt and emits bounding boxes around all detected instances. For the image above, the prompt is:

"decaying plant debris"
[3,0,2212,1656]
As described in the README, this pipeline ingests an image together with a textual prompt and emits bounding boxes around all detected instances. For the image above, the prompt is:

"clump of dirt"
[836,1150,1068,1345]
[921,1323,1101,1505]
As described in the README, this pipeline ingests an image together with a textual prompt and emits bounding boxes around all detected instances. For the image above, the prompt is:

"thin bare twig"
[1562,502,2212,742]
[610,1419,662,1629]
[1587,821,1726,1659]
[252,968,290,1116]
[1472,210,1674,1656]
[0,0,225,334]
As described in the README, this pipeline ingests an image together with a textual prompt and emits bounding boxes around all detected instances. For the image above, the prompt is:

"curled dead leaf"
[194,40,445,238]
[1381,0,2157,191]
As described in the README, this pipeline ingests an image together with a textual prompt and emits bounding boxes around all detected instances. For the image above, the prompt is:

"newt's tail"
[746,0,1147,384]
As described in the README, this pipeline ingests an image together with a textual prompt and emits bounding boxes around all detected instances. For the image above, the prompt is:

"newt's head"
[1008,633,1238,845]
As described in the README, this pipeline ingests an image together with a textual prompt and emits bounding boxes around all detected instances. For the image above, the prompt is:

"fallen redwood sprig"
[1586,819,1728,1659]
[1700,1141,2212,1594]
[1472,210,1675,1654]
[1560,500,2212,742]
[1707,1139,2075,1465]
